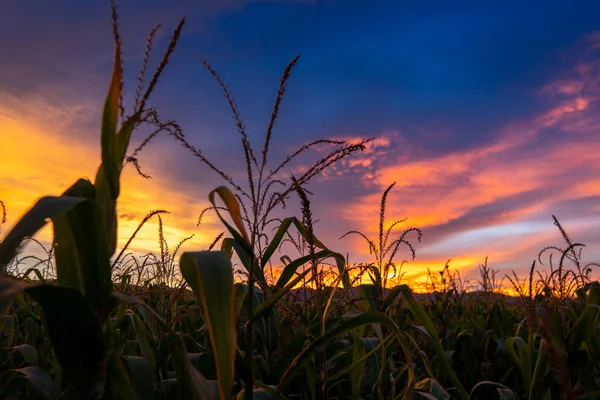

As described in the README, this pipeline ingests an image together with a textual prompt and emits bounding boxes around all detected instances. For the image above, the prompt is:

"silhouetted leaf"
[26,285,107,399]
[0,196,85,269]
[53,198,112,316]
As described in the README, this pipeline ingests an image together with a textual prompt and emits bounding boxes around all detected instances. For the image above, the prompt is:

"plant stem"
[245,263,255,400]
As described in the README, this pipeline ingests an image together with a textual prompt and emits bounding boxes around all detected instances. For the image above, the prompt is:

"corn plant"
[0,4,234,398]
[163,46,378,399]
[340,181,422,306]
[3,2,600,400]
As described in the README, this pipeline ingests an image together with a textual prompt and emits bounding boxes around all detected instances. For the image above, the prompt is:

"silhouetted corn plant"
[0,3,231,398]
[340,181,422,303]
[165,51,372,399]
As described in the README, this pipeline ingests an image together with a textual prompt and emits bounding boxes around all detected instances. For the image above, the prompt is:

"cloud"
[328,33,600,282]
[3,4,600,288]
[0,89,221,262]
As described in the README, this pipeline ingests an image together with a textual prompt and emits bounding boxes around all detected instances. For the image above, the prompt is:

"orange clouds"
[0,90,219,265]
[331,37,600,285]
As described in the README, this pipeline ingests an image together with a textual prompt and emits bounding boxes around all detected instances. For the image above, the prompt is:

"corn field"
[1,3,599,399]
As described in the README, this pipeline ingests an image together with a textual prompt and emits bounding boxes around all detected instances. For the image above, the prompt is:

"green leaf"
[275,249,346,289]
[53,198,112,316]
[180,251,236,400]
[265,217,350,288]
[222,237,252,272]
[275,249,327,288]
[530,339,549,397]
[124,356,156,400]
[329,251,351,289]
[251,268,312,322]
[164,332,218,400]
[415,378,449,400]
[274,311,409,398]
[361,337,381,374]
[358,284,380,312]
[505,337,532,390]
[326,334,391,384]
[260,216,334,264]
[381,285,402,312]
[350,331,367,399]
[105,351,137,400]
[12,344,39,366]
[100,44,123,199]
[26,285,107,399]
[13,366,56,400]
[567,304,600,353]
[62,178,96,199]
[0,196,85,270]
[235,283,248,316]
[128,313,157,372]
[398,285,467,400]
[94,165,118,257]
[260,217,294,267]
[111,291,168,327]
[209,186,250,245]
[291,217,327,249]
[116,114,141,166]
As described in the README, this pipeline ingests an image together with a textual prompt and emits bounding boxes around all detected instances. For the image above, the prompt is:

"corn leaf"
[13,366,55,400]
[100,45,122,199]
[180,251,236,400]
[53,198,112,316]
[274,311,407,398]
[250,268,312,322]
[123,356,156,400]
[398,285,468,400]
[567,304,600,353]
[209,186,250,246]
[0,196,85,270]
[26,285,107,399]
[164,332,218,400]
[104,352,138,400]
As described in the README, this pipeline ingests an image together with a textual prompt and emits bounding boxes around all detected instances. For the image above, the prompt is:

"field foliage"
[1,4,599,399]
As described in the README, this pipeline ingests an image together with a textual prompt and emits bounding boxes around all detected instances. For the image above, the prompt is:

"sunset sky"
[1,0,599,287]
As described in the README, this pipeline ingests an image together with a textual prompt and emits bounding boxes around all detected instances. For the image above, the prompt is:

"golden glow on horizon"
[2,41,600,288]
[0,100,219,258]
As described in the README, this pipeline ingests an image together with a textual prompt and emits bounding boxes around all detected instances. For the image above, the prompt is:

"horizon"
[1,0,599,286]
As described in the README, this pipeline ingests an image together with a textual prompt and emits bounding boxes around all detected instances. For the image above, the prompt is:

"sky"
[1,0,600,288]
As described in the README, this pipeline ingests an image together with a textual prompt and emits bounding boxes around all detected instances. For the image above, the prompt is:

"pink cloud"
[330,33,600,283]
